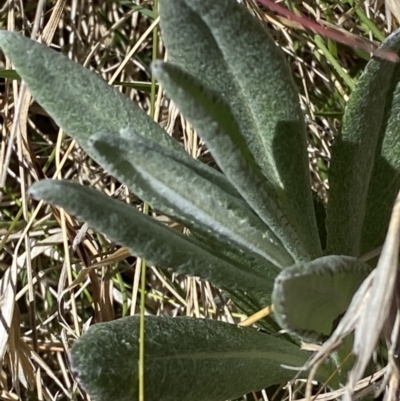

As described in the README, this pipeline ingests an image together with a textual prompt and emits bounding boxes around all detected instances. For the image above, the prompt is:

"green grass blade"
[29,180,276,293]
[70,316,310,401]
[89,131,292,268]
[0,68,19,79]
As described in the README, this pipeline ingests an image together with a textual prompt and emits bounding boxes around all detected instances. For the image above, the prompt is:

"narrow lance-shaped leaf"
[71,316,312,401]
[152,60,307,263]
[0,30,240,200]
[326,30,400,256]
[89,131,293,268]
[159,0,321,260]
[360,45,400,255]
[272,255,373,342]
[29,180,277,293]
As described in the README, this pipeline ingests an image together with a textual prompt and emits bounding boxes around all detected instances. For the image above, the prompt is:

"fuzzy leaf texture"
[70,316,312,401]
[151,61,303,264]
[29,180,276,293]
[159,0,321,261]
[0,30,239,200]
[326,29,400,256]
[89,130,293,268]
[272,255,373,342]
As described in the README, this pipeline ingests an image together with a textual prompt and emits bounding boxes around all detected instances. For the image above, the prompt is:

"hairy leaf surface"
[152,60,306,263]
[327,30,400,256]
[71,316,310,401]
[0,30,239,199]
[89,131,292,268]
[29,180,275,292]
[272,255,373,342]
[159,0,321,260]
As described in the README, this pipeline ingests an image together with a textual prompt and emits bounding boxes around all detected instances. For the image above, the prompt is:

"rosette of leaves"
[2,0,400,400]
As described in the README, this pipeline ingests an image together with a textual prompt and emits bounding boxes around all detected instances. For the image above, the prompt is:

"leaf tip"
[28,181,44,200]
[151,59,166,76]
[28,179,60,201]
[0,29,15,49]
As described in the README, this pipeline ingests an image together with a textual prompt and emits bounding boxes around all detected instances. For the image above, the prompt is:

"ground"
[0,1,397,400]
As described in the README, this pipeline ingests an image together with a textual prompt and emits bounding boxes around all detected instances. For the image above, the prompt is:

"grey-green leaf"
[89,130,293,268]
[71,316,310,401]
[159,0,321,260]
[326,30,400,256]
[272,255,373,342]
[0,30,239,200]
[152,60,307,263]
[29,179,275,293]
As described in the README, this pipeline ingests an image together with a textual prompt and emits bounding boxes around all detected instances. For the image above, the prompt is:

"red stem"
[255,0,399,62]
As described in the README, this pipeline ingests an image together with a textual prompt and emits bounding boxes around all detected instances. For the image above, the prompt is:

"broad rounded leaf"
[71,316,311,401]
[272,255,373,342]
